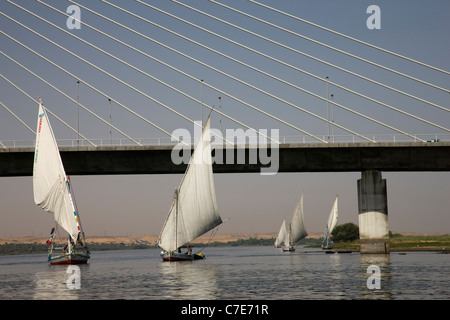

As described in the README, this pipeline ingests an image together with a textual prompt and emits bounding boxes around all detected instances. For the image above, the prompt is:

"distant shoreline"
[1,232,449,255]
[2,231,447,245]
[0,232,282,245]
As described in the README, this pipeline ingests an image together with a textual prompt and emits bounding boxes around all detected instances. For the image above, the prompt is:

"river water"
[0,246,448,301]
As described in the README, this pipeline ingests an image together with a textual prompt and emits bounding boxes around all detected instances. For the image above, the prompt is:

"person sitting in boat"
[77,233,83,246]
[187,245,192,255]
[177,248,181,253]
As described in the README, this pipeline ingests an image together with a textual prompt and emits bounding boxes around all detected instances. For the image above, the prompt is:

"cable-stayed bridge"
[0,1,449,252]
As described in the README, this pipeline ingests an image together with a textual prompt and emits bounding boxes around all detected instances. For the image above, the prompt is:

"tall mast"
[175,189,178,250]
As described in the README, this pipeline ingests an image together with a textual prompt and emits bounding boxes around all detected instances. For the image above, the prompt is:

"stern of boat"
[49,252,90,265]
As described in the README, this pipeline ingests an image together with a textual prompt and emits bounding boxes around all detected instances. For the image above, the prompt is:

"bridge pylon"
[357,170,390,254]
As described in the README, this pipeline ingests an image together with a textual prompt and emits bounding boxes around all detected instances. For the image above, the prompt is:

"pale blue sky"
[0,0,449,237]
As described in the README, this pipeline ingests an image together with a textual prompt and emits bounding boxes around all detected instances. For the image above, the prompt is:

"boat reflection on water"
[33,265,86,300]
[159,260,220,299]
[1,247,446,300]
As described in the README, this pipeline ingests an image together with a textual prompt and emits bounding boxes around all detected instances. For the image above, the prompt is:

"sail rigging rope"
[194,217,231,254]
[194,224,220,255]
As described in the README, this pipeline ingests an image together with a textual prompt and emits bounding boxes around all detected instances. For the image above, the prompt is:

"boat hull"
[49,253,90,265]
[160,251,205,261]
[283,246,295,252]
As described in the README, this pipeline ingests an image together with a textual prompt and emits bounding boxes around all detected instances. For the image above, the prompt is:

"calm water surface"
[0,246,448,300]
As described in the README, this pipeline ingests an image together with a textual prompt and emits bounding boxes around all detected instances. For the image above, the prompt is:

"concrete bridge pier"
[357,170,389,254]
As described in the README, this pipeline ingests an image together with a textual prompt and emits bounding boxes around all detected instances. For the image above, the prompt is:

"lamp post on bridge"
[326,76,330,142]
[109,98,112,145]
[76,80,80,147]
[331,93,334,142]
[201,79,204,129]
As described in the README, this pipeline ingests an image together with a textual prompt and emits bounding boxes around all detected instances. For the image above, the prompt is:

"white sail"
[288,193,308,245]
[158,117,222,252]
[326,196,339,234]
[274,219,286,247]
[33,101,81,243]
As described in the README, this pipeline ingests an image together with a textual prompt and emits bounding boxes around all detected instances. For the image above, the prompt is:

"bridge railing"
[1,134,449,149]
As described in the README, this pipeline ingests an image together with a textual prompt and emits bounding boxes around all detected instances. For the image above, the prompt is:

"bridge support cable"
[0,47,141,146]
[136,1,448,136]
[73,0,372,143]
[1,2,444,144]
[5,1,429,144]
[35,1,272,145]
[248,0,450,77]
[0,11,193,147]
[0,76,35,137]
[6,2,266,146]
[35,0,316,144]
[0,100,35,135]
[175,0,449,113]
[103,0,427,142]
[0,34,188,147]
[211,0,449,94]
[210,0,450,104]
[18,0,435,144]
[0,74,96,147]
[169,1,450,126]
[108,0,373,142]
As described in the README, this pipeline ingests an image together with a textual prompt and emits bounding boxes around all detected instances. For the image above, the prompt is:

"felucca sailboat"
[276,193,308,252]
[158,117,223,261]
[33,98,90,265]
[322,195,338,249]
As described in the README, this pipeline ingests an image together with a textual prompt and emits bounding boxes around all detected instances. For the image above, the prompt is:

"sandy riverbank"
[0,232,324,245]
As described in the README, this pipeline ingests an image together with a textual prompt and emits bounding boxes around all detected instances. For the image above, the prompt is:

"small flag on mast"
[46,227,55,245]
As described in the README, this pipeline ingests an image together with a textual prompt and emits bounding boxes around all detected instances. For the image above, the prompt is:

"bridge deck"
[1,142,449,176]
